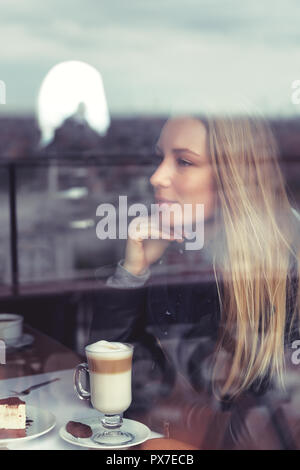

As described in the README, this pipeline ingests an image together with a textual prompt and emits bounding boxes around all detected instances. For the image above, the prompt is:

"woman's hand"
[123,216,183,276]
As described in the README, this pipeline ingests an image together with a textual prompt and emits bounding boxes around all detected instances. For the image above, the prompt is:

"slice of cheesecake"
[0,397,26,436]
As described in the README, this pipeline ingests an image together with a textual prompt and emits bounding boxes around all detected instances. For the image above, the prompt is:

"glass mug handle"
[74,363,91,400]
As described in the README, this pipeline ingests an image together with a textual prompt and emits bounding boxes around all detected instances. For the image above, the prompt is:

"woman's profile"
[90,114,300,449]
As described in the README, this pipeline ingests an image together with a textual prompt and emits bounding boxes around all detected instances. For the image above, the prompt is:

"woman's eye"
[177,158,193,167]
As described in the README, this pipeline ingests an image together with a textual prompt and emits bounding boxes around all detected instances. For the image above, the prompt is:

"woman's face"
[150,117,216,230]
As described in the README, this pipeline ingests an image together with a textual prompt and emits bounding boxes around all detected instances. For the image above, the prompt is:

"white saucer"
[5,334,34,350]
[59,417,151,449]
[0,405,56,445]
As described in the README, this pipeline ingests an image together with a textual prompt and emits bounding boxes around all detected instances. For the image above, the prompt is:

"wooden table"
[1,325,299,450]
[0,325,82,380]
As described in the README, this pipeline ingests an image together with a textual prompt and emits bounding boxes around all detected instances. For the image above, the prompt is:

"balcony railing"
[1,154,155,298]
[0,153,299,299]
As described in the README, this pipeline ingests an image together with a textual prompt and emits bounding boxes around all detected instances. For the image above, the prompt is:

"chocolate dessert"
[0,429,26,439]
[0,397,25,406]
[66,421,93,439]
[0,397,26,439]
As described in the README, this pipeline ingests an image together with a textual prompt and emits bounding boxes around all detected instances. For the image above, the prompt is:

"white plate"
[0,405,56,445]
[59,417,151,449]
[5,334,34,350]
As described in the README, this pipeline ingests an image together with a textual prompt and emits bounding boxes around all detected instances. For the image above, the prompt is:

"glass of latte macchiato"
[74,340,134,445]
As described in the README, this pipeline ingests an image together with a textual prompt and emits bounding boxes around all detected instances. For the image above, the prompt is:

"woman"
[90,115,300,449]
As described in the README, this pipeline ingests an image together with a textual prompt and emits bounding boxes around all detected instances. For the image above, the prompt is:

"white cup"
[0,314,23,345]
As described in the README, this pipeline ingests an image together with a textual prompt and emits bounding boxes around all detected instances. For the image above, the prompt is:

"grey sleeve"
[106,259,151,288]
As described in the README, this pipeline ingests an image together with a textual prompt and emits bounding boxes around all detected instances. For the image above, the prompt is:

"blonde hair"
[203,115,300,399]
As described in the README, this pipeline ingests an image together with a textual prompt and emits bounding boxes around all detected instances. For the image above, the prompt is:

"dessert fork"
[10,378,60,396]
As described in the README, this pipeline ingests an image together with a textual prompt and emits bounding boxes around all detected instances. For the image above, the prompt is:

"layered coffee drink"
[85,340,133,415]
[74,340,135,445]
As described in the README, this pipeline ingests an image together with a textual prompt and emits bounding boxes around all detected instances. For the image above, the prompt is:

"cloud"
[0,24,72,61]
[0,0,300,115]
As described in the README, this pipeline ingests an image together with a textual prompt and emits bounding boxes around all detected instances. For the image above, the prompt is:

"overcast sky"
[1,0,300,117]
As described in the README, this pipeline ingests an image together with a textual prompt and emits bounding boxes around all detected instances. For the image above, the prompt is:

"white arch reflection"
[37,60,110,146]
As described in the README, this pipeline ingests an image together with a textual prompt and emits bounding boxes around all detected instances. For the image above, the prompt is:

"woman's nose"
[150,161,172,188]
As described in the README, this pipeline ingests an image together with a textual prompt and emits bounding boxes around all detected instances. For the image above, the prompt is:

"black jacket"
[90,237,299,449]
